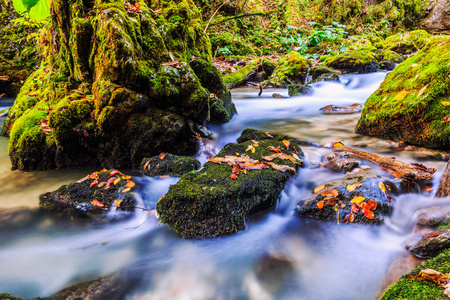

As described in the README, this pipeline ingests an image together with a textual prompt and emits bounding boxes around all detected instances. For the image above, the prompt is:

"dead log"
[435,159,450,197]
[334,145,436,181]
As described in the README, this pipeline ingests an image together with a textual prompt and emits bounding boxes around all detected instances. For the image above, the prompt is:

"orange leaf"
[159,152,165,160]
[98,181,106,188]
[444,116,450,123]
[332,141,345,147]
[122,187,131,193]
[321,189,339,197]
[348,212,355,223]
[105,177,116,189]
[361,202,370,212]
[293,146,298,155]
[91,200,104,207]
[110,170,120,177]
[230,173,238,179]
[368,199,377,210]
[144,160,151,170]
[314,185,325,194]
[268,146,281,153]
[364,210,375,219]
[351,203,359,213]
[428,233,440,238]
[317,200,324,209]
[90,180,98,188]
[159,175,170,178]
[113,178,121,185]
[282,140,290,149]
[126,180,135,188]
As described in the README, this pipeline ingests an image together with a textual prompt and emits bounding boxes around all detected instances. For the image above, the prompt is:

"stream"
[0,72,448,299]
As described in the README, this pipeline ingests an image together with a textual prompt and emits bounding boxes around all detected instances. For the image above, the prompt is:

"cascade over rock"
[1,0,236,171]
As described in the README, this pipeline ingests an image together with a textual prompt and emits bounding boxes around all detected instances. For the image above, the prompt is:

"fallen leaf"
[348,212,355,223]
[332,141,345,147]
[378,182,386,193]
[39,124,53,134]
[268,146,281,153]
[351,203,360,213]
[314,185,325,194]
[317,200,324,209]
[246,144,256,153]
[122,187,131,193]
[159,152,165,160]
[110,170,120,177]
[230,173,238,179]
[113,178,121,185]
[90,180,98,188]
[91,200,104,208]
[267,162,296,173]
[350,196,365,204]
[282,140,290,149]
[293,146,298,155]
[417,85,428,97]
[262,153,299,164]
[428,233,440,238]
[346,183,362,192]
[445,116,450,123]
[265,132,274,138]
[98,182,106,188]
[368,199,377,210]
[121,175,131,180]
[126,180,135,188]
[442,101,450,106]
[76,174,90,183]
[144,159,151,170]
[114,200,123,207]
[159,175,170,178]
[364,210,375,219]
[105,177,116,189]
[321,189,339,197]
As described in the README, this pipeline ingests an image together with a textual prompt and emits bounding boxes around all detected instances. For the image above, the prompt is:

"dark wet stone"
[255,71,268,82]
[157,129,304,238]
[141,154,201,177]
[416,206,450,227]
[320,103,362,114]
[287,84,312,97]
[296,170,419,225]
[325,157,360,172]
[410,228,450,258]
[255,253,294,293]
[39,169,136,219]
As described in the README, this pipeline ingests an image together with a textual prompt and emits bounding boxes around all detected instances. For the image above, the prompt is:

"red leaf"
[320,189,339,197]
[368,199,377,210]
[91,200,104,208]
[444,116,449,123]
[364,210,375,219]
[159,152,165,160]
[428,233,440,238]
[317,200,324,209]
[90,180,98,188]
[110,170,120,176]
[351,203,359,213]
[105,177,116,188]
[293,146,298,155]
[230,173,238,179]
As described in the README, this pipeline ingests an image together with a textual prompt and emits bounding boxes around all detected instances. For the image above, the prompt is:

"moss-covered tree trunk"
[1,0,236,171]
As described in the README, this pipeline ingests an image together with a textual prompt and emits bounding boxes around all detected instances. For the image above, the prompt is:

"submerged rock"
[269,51,311,87]
[323,50,379,74]
[310,66,339,83]
[320,103,362,114]
[1,0,236,171]
[287,84,312,97]
[410,228,450,258]
[157,129,304,238]
[141,153,200,177]
[39,169,136,219]
[255,253,294,293]
[296,170,418,225]
[356,37,450,149]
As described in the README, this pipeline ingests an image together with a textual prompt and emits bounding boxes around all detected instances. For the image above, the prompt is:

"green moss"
[356,38,450,149]
[0,293,23,300]
[375,49,404,63]
[377,30,432,55]
[380,249,450,300]
[323,50,379,73]
[141,153,200,177]
[270,51,311,87]
[223,58,261,88]
[157,129,304,238]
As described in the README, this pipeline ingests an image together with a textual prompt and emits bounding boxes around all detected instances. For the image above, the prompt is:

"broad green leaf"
[27,0,50,21]
[12,0,26,13]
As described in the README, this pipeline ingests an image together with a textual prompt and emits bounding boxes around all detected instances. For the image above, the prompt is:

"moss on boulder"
[156,129,304,238]
[39,169,137,219]
[141,153,200,177]
[375,30,432,55]
[380,249,450,300]
[1,0,236,171]
[222,58,261,89]
[323,50,379,74]
[296,170,417,225]
[269,51,311,87]
[356,38,450,149]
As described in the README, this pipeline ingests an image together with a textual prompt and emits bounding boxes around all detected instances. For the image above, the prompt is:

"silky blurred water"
[0,73,448,299]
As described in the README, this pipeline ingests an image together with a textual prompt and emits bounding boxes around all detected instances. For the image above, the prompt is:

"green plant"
[12,0,50,21]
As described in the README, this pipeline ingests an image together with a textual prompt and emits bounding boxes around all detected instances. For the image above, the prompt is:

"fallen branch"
[208,9,278,28]
[334,145,436,181]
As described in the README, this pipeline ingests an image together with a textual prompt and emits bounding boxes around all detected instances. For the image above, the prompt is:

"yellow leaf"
[417,84,429,98]
[442,101,450,106]
[113,178,121,185]
[314,185,325,194]
[378,182,386,193]
[246,144,256,153]
[393,90,408,101]
[346,182,362,192]
[122,187,131,193]
[334,203,339,212]
[350,196,365,204]
[114,200,123,207]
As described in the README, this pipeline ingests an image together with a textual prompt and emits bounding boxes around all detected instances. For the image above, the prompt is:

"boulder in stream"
[157,129,305,238]
[410,228,450,258]
[356,37,450,149]
[269,51,311,87]
[39,169,137,219]
[374,30,432,55]
[141,153,201,177]
[296,170,418,225]
[323,50,379,74]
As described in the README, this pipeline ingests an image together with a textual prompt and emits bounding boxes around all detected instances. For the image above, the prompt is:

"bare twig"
[204,0,230,34]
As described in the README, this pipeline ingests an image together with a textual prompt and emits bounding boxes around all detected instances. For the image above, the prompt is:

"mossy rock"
[323,50,379,74]
[1,0,235,171]
[39,169,136,219]
[375,50,405,64]
[376,30,432,55]
[261,58,277,76]
[380,249,450,300]
[0,293,23,300]
[356,38,450,149]
[287,84,312,97]
[141,153,200,177]
[223,58,261,89]
[157,129,305,238]
[296,170,418,225]
[269,51,311,87]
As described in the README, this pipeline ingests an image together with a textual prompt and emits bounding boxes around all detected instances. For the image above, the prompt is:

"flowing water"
[0,73,448,299]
